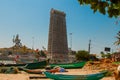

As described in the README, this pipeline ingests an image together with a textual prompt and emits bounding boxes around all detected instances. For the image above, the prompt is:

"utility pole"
[69,33,72,51]
[32,37,34,51]
[88,40,91,54]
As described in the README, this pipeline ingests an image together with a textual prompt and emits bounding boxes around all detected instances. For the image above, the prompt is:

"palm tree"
[115,31,120,45]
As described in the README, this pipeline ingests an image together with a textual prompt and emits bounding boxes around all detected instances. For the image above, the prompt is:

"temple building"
[48,9,68,63]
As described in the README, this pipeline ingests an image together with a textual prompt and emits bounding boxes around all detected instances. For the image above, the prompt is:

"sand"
[0,74,29,80]
[0,69,115,80]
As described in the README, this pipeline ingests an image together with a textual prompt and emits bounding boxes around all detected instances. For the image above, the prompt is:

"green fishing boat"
[44,71,107,80]
[24,60,48,69]
[50,61,86,69]
[0,60,49,73]
[0,60,48,69]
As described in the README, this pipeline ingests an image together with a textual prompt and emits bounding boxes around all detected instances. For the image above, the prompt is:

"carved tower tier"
[48,9,68,63]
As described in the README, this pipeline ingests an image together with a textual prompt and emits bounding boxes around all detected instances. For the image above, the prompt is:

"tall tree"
[78,0,120,18]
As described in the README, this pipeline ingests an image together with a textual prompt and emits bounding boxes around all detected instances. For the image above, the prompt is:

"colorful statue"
[13,34,22,48]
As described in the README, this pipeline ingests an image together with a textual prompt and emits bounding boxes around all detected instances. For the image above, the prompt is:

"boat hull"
[44,71,107,80]
[50,61,86,69]
[0,60,48,69]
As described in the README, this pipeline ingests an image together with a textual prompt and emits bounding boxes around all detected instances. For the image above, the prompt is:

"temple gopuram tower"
[48,9,68,63]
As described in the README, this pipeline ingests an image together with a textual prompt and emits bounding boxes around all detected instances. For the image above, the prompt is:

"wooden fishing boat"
[0,60,48,69]
[21,67,67,74]
[44,71,107,80]
[20,68,43,74]
[50,61,86,69]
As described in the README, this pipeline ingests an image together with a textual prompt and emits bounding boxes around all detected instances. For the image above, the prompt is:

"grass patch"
[105,71,113,76]
[113,62,120,65]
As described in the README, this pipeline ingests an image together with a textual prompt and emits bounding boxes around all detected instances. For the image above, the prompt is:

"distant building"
[48,9,68,63]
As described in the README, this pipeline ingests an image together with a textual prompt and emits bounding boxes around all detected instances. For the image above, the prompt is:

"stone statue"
[13,34,22,48]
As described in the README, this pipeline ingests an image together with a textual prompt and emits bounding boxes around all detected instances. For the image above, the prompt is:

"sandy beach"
[0,69,115,80]
[0,60,118,80]
[0,74,29,80]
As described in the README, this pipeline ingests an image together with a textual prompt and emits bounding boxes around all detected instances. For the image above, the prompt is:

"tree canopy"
[75,50,89,61]
[78,0,120,18]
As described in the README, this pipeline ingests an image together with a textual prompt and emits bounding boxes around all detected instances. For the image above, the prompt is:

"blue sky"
[0,0,119,54]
